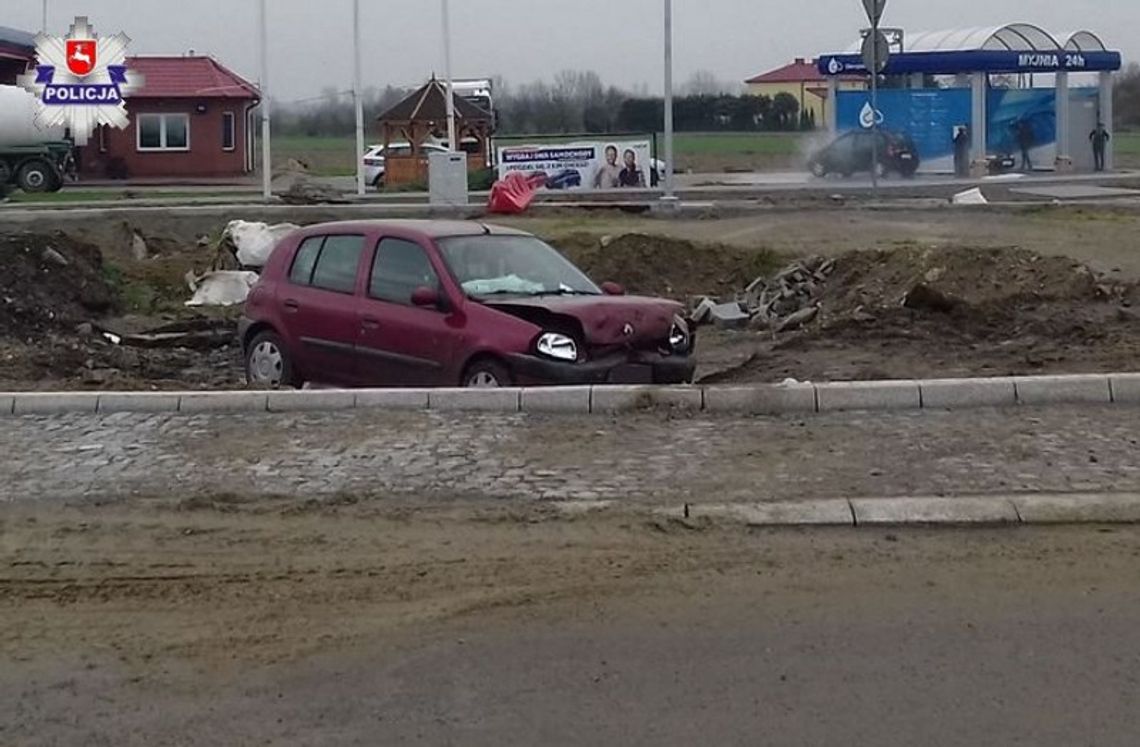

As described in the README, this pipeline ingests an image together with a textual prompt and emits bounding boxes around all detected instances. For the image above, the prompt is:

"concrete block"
[0,395,14,415]
[710,302,750,329]
[178,391,268,413]
[1109,374,1140,404]
[920,377,1017,409]
[590,385,703,413]
[267,390,356,412]
[703,384,816,415]
[354,389,431,410]
[1012,493,1140,524]
[520,387,591,414]
[429,388,521,412]
[851,497,1019,526]
[12,392,99,415]
[696,500,853,527]
[97,392,181,414]
[1015,375,1111,406]
[816,380,920,413]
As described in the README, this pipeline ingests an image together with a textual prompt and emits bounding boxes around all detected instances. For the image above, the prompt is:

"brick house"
[82,55,260,179]
[746,58,866,127]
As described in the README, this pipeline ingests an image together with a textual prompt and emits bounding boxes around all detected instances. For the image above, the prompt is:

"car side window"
[289,237,324,285]
[310,235,365,294]
[369,238,440,306]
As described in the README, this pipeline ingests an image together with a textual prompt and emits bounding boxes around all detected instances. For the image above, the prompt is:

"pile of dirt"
[0,231,242,391]
[0,232,115,338]
[555,232,782,300]
[816,246,1104,323]
[701,245,1140,383]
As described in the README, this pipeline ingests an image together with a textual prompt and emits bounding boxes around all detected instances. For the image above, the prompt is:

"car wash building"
[817,25,1122,174]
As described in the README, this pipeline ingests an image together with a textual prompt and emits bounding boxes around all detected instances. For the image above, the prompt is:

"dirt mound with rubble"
[555,232,782,300]
[0,233,115,338]
[0,232,241,391]
[702,245,1140,383]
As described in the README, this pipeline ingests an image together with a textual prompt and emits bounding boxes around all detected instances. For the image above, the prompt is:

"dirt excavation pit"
[1,224,1138,390]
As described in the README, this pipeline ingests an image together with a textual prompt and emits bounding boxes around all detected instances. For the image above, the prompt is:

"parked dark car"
[808,130,920,178]
[545,168,582,190]
[240,221,696,389]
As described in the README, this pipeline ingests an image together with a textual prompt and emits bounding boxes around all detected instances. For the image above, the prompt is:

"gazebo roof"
[377,77,492,124]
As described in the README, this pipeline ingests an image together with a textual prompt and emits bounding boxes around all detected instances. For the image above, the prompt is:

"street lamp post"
[353,0,365,195]
[442,0,457,152]
[258,0,272,202]
[662,0,676,203]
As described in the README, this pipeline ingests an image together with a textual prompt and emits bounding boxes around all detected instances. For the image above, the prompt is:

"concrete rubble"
[689,256,836,333]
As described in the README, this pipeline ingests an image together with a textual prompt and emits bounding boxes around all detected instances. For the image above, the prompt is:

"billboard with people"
[496,140,653,190]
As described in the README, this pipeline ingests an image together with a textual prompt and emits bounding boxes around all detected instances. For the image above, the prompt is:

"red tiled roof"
[125,56,259,100]
[746,58,861,85]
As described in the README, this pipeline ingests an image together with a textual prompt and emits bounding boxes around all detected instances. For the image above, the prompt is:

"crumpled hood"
[484,295,683,346]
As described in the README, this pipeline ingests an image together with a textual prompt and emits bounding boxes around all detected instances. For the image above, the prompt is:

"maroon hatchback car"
[239,221,696,388]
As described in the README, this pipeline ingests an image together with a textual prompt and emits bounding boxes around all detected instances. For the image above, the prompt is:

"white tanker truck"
[0,85,75,193]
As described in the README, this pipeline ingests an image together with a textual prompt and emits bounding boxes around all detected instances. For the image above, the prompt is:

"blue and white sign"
[819,49,1122,77]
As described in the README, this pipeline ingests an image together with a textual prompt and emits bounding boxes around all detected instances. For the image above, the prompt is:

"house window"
[136,113,191,152]
[222,111,236,151]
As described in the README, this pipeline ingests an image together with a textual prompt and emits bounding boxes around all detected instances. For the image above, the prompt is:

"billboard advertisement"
[497,140,653,190]
[837,88,972,173]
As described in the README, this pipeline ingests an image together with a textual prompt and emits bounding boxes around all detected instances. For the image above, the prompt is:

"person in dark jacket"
[1015,120,1035,172]
[618,149,646,188]
[953,125,971,178]
[1090,122,1111,172]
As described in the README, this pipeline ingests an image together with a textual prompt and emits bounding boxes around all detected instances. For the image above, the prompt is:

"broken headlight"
[536,332,579,362]
[668,317,691,354]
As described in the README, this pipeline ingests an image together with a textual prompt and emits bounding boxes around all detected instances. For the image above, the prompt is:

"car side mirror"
[601,281,626,296]
[411,286,442,308]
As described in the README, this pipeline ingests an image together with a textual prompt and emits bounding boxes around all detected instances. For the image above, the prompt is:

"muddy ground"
[4,497,1140,744]
[2,203,1139,388]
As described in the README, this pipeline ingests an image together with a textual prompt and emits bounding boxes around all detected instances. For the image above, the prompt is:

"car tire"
[16,159,56,193]
[462,358,512,388]
[245,330,303,389]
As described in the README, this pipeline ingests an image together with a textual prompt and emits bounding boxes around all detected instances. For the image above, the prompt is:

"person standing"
[953,125,971,178]
[1016,120,1035,172]
[618,149,646,188]
[1090,122,1111,172]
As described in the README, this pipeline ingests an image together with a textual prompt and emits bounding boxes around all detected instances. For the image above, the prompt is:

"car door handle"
[361,316,381,330]
[283,299,300,313]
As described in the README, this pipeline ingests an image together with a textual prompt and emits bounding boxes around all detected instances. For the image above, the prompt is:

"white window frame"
[222,111,236,152]
[136,113,191,152]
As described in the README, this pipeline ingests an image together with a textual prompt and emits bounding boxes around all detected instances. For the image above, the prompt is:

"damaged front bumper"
[506,350,696,386]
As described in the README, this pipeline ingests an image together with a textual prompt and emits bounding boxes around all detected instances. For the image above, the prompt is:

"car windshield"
[437,235,601,298]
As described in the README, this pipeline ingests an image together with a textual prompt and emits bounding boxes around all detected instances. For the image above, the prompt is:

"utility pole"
[442,0,457,151]
[662,0,676,203]
[258,0,272,202]
[353,0,365,195]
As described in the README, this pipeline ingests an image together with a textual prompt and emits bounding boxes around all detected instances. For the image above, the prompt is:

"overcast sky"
[7,1,1133,102]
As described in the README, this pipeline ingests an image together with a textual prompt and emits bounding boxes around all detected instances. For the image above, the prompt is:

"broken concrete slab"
[710,302,750,329]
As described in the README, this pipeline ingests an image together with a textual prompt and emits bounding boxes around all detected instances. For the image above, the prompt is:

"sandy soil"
[5,497,1140,745]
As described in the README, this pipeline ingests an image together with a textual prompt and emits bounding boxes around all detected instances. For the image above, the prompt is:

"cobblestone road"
[3,405,1139,504]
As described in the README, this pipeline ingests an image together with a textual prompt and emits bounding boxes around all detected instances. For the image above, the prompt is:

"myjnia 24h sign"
[18,16,144,146]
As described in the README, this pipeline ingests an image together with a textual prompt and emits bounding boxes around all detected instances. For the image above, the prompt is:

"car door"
[277,233,367,386]
[356,236,463,387]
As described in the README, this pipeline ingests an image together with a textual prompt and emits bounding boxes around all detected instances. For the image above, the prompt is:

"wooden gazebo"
[376,77,494,186]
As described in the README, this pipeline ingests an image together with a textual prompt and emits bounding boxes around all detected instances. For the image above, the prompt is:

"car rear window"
[288,235,365,294]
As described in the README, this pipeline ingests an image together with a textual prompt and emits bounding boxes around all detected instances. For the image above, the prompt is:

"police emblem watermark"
[18,16,143,146]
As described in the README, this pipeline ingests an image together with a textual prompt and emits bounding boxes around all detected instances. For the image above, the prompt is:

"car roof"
[296,220,533,240]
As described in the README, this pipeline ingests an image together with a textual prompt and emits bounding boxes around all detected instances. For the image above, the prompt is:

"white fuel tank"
[0,85,66,145]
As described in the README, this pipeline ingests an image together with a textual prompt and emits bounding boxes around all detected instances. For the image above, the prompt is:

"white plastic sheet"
[186,271,260,307]
[223,220,299,268]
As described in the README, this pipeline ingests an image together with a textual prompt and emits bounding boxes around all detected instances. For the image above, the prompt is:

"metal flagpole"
[442,0,457,152]
[258,0,272,202]
[662,0,676,203]
[353,0,365,195]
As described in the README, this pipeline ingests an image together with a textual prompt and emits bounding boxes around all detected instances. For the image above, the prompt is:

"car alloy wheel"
[466,370,501,388]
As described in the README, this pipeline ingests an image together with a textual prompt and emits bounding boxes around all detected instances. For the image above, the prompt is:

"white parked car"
[362,142,449,188]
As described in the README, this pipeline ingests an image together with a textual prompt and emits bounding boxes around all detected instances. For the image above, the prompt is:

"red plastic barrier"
[487,171,542,215]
